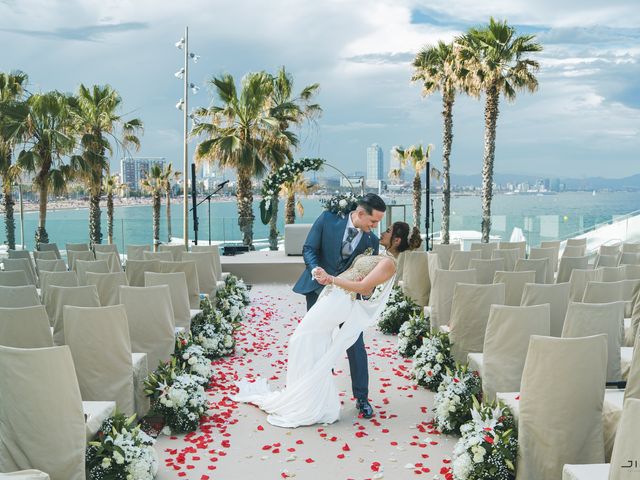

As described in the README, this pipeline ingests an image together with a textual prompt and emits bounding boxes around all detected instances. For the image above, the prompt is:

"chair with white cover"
[0,470,51,479]
[620,252,640,265]
[0,285,40,308]
[65,242,89,252]
[125,244,151,262]
[8,250,35,275]
[119,285,175,369]
[469,258,505,284]
[562,301,625,383]
[492,248,519,271]
[427,252,440,283]
[124,259,160,287]
[448,283,505,364]
[494,270,535,306]
[563,398,640,480]
[601,265,626,282]
[624,264,640,280]
[95,251,122,273]
[566,238,587,248]
[93,243,119,256]
[37,242,61,259]
[497,334,608,480]
[145,272,191,330]
[0,306,53,348]
[0,271,29,287]
[521,282,570,337]
[540,240,561,271]
[599,243,621,256]
[64,304,150,418]
[39,271,79,304]
[143,250,173,261]
[35,259,66,274]
[595,254,621,268]
[45,285,100,345]
[582,280,626,304]
[401,251,430,306]
[431,243,461,270]
[74,259,109,285]
[191,244,227,280]
[568,268,602,302]
[515,258,548,284]
[470,242,498,260]
[159,260,200,309]
[85,271,129,306]
[0,345,115,479]
[395,251,407,286]
[158,244,186,261]
[428,268,477,331]
[2,258,36,286]
[449,250,481,270]
[468,304,550,402]
[498,240,526,259]
[557,255,589,284]
[622,242,640,253]
[626,289,640,346]
[182,251,223,297]
[563,245,587,258]
[33,250,58,262]
[66,250,94,272]
[529,247,557,282]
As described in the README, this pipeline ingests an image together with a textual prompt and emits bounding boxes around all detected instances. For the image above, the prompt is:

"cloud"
[0,22,149,42]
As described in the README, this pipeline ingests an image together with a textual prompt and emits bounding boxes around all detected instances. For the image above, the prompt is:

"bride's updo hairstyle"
[390,221,422,252]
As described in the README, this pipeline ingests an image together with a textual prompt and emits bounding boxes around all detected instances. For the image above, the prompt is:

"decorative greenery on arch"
[259,157,325,224]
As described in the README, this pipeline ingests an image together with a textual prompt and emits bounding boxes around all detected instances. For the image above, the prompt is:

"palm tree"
[412,42,473,244]
[69,84,143,245]
[0,71,28,249]
[265,67,321,250]
[457,18,542,242]
[103,174,125,244]
[15,91,75,245]
[392,144,432,232]
[141,164,164,250]
[282,174,316,224]
[161,163,180,243]
[192,71,295,248]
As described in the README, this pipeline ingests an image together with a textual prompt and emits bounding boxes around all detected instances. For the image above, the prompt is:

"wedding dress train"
[233,254,395,428]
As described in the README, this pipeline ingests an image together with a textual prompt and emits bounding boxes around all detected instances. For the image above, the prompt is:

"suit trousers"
[305,291,369,401]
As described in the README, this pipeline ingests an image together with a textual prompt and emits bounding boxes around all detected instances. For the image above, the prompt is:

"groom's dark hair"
[358,193,386,214]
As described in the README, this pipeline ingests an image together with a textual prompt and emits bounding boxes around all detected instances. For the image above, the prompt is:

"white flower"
[102,457,112,469]
[339,199,347,207]
[113,451,125,465]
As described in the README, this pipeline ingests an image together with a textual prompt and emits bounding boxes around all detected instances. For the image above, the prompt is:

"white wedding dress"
[233,253,396,428]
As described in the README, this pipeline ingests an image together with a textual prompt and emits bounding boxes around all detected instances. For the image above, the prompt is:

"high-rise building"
[366,144,383,188]
[120,157,166,191]
[389,146,404,182]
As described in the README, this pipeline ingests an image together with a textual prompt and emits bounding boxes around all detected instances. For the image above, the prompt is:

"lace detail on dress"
[326,253,397,299]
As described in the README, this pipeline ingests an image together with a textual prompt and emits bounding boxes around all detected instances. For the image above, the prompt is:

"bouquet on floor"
[86,412,158,480]
[452,399,518,480]
[433,364,482,434]
[223,273,251,307]
[192,309,236,358]
[397,310,431,357]
[377,286,422,334]
[174,333,215,382]
[215,285,247,324]
[144,358,208,434]
[411,331,455,391]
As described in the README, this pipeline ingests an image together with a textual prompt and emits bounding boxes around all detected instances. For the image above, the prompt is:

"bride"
[233,221,421,428]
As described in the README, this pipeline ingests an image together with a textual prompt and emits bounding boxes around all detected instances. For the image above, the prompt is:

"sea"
[2,191,640,251]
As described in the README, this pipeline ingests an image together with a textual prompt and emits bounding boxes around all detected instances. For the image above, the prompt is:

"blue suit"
[293,210,379,401]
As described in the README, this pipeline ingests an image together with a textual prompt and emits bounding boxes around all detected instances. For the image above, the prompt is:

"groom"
[293,193,386,419]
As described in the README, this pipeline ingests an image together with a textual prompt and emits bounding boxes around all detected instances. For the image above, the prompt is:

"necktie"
[342,227,359,258]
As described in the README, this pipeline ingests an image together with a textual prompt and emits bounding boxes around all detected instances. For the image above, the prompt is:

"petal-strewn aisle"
[155,285,456,480]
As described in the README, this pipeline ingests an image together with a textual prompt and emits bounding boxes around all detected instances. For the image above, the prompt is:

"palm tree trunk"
[268,198,279,251]
[285,190,296,224]
[481,84,500,243]
[152,192,161,251]
[237,170,254,248]
[35,182,49,246]
[89,191,102,245]
[412,171,422,230]
[441,93,455,245]
[3,184,16,250]
[166,192,172,243]
[107,191,114,244]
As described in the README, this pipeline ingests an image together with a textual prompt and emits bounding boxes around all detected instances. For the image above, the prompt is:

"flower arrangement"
[173,333,215,382]
[259,158,325,224]
[411,331,455,391]
[452,400,518,480]
[223,274,251,307]
[191,305,237,358]
[144,358,208,434]
[433,365,482,434]
[86,412,158,480]
[377,286,422,334]
[397,310,431,357]
[321,192,360,218]
[214,287,245,324]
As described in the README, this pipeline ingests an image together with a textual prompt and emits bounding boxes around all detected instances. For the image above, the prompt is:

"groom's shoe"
[356,398,374,419]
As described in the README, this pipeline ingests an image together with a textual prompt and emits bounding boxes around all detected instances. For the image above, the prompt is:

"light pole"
[175,27,200,246]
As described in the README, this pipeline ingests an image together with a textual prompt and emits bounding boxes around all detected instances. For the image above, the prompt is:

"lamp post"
[175,27,200,247]
[425,160,430,251]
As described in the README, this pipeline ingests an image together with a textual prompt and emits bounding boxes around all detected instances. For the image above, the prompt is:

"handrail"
[560,207,640,240]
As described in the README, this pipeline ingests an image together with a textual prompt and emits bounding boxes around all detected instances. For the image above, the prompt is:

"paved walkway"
[155,284,455,480]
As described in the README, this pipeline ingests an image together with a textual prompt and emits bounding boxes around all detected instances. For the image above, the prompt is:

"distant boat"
[592,190,596,196]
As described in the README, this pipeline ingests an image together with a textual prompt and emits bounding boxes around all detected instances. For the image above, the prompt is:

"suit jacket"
[293,211,380,295]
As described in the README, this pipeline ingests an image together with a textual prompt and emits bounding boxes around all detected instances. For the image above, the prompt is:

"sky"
[1,0,639,180]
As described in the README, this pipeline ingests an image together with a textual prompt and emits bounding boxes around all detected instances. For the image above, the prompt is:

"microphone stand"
[190,180,229,245]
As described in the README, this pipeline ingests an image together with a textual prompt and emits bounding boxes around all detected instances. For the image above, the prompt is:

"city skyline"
[1,0,638,180]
